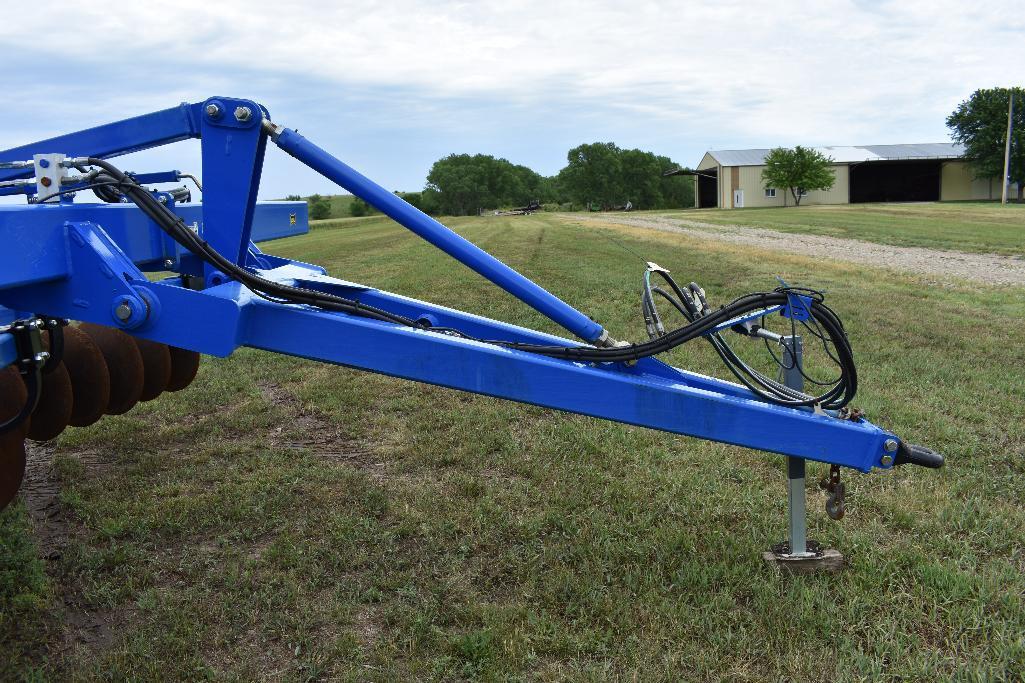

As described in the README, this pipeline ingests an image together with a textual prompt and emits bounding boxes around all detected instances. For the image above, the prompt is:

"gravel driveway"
[567,214,1025,287]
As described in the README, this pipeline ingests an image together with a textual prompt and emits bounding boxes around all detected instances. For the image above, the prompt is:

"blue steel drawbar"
[0,96,943,529]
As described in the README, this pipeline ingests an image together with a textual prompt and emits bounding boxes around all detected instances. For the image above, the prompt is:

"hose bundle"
[634,265,856,409]
[69,158,857,410]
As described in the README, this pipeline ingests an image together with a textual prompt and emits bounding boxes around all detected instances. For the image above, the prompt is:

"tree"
[420,143,694,214]
[398,191,424,211]
[761,146,835,206]
[619,149,663,208]
[307,194,331,220]
[425,154,544,215]
[284,194,302,201]
[947,87,1024,201]
[349,197,372,217]
[559,142,623,210]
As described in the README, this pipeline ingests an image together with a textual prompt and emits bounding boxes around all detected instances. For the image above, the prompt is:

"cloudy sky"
[2,1,1020,199]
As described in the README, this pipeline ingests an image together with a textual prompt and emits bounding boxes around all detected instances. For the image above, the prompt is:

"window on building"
[764,188,776,198]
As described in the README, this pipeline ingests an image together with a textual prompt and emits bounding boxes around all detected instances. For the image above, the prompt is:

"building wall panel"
[941,161,996,200]
[737,165,783,207]
[697,149,1010,209]
[804,164,849,205]
[697,153,719,171]
[733,164,849,208]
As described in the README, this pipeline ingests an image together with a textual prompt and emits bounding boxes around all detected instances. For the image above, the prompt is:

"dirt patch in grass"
[570,213,1025,286]
[21,442,84,560]
[258,381,399,489]
[259,381,376,464]
[20,441,138,661]
[353,604,383,650]
[61,602,138,655]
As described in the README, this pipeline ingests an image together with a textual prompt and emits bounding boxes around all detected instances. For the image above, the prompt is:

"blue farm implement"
[0,97,943,563]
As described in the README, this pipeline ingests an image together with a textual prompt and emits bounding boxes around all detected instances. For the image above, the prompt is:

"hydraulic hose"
[81,156,857,410]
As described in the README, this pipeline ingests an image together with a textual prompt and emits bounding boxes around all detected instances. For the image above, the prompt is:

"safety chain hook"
[819,464,845,520]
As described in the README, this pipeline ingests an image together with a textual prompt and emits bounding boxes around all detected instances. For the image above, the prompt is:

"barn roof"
[705,143,965,167]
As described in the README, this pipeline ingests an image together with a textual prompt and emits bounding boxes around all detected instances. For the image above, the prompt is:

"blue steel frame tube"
[267,124,606,343]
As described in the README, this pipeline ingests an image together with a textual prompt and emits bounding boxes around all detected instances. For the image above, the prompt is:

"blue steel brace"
[267,123,607,344]
[0,97,940,477]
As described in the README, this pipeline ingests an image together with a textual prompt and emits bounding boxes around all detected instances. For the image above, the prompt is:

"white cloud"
[4,1,1020,125]
[1,0,1020,193]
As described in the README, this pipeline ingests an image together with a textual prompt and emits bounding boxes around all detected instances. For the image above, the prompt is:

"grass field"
[2,209,1025,680]
[284,194,362,219]
[664,202,1025,256]
[325,194,359,218]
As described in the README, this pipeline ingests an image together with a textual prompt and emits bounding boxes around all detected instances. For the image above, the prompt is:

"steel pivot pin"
[115,301,133,322]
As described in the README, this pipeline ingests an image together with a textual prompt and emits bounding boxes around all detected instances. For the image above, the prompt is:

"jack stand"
[762,335,845,573]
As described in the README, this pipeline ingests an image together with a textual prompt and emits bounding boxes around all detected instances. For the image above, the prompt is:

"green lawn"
[2,213,1024,680]
[664,202,1025,256]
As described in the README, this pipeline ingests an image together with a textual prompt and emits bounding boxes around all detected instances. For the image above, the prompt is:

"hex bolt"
[881,454,894,466]
[115,301,133,322]
[884,439,898,452]
[234,106,252,122]
[164,259,174,269]
[205,103,222,119]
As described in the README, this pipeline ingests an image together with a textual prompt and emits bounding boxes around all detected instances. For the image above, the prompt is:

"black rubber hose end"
[895,442,945,469]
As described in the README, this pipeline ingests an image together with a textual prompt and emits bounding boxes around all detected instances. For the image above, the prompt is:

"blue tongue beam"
[264,121,607,345]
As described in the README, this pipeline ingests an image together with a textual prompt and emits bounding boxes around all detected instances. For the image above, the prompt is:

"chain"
[819,464,846,520]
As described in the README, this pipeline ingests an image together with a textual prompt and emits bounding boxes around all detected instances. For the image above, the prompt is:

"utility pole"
[1002,91,1014,206]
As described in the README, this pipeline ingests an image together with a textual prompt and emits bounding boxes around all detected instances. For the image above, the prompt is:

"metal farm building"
[688,143,1009,209]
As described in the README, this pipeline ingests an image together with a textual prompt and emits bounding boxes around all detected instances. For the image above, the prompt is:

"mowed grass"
[664,202,1025,256]
[2,212,1025,681]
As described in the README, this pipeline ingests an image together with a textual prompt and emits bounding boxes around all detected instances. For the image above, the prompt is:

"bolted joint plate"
[200,97,264,131]
[2,221,158,331]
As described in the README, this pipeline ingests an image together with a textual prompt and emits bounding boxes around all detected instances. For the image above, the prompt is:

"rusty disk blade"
[79,323,144,415]
[166,347,201,392]
[0,366,29,510]
[63,325,111,428]
[133,337,171,402]
[26,361,73,441]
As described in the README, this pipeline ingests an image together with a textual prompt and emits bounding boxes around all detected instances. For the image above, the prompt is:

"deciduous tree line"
[420,143,694,216]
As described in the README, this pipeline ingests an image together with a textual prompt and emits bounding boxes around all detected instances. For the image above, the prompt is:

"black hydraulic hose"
[82,157,857,409]
[85,159,419,328]
[0,317,60,434]
[640,269,856,409]
[0,368,40,435]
